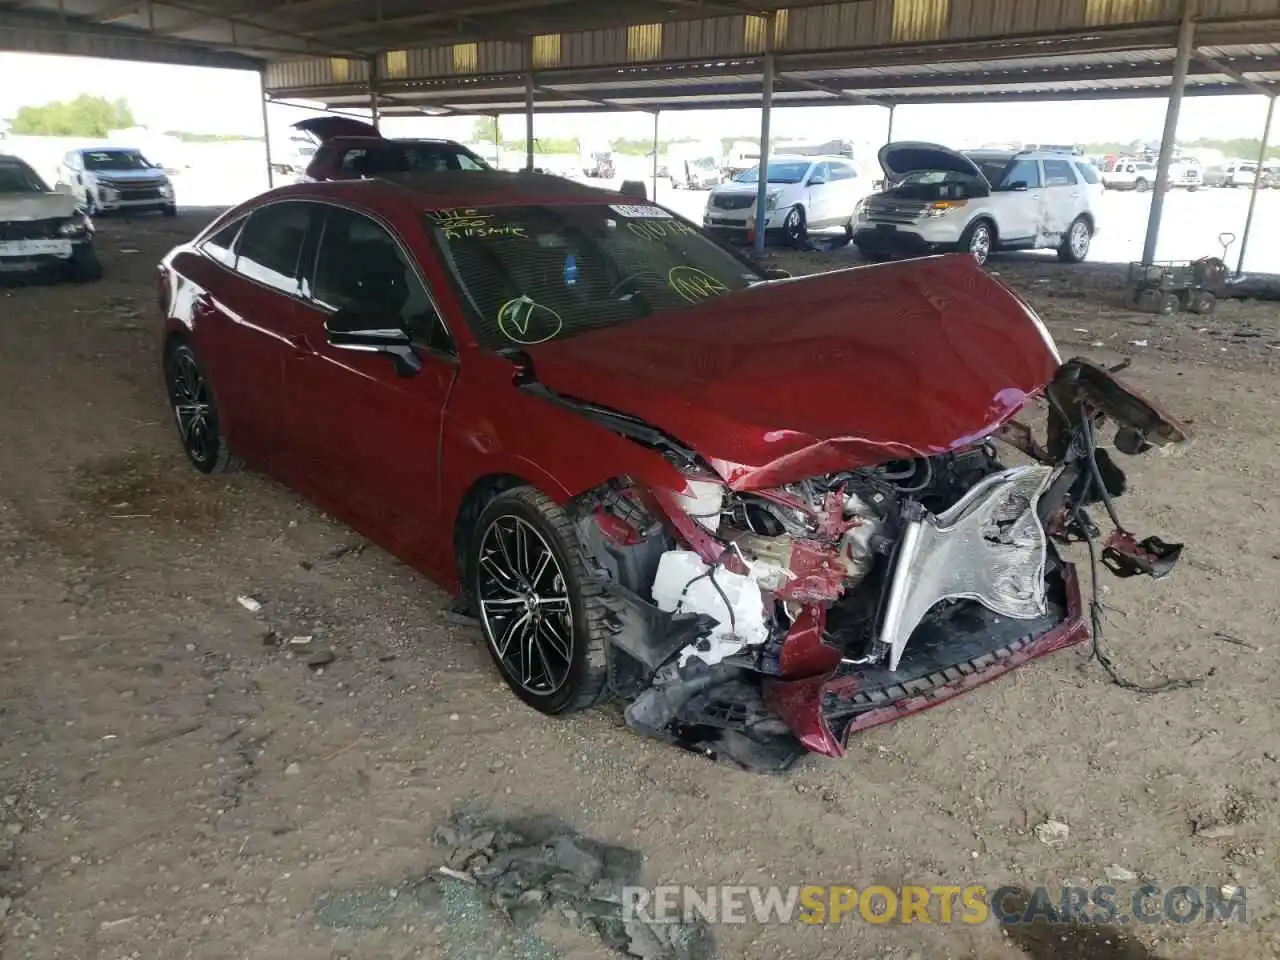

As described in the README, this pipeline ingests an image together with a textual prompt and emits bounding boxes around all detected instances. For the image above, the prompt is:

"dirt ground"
[1,210,1278,960]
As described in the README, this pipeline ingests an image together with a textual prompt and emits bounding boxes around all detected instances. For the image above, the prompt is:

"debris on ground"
[1104,864,1137,882]
[1033,819,1070,847]
[428,811,715,960]
[306,649,336,669]
[442,599,481,628]
[236,594,262,612]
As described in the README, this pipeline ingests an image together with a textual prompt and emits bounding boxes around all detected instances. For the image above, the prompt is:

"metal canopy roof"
[2,0,1280,107]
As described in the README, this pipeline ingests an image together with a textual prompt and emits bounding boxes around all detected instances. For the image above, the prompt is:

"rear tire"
[164,341,242,475]
[1058,217,1092,263]
[468,487,609,716]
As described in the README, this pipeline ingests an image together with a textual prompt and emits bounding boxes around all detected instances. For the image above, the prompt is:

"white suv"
[852,144,1103,265]
[703,154,868,246]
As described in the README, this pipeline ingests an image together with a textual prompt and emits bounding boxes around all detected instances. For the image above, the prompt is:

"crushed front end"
[562,359,1190,772]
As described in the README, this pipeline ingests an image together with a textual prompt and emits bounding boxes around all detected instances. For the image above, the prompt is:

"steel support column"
[1237,94,1275,275]
[752,12,776,255]
[260,74,274,190]
[886,103,896,143]
[368,57,380,132]
[651,110,659,201]
[1141,12,1196,265]
[524,69,535,171]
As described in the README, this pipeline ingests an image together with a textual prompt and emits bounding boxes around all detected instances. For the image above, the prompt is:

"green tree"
[471,116,500,144]
[10,95,135,137]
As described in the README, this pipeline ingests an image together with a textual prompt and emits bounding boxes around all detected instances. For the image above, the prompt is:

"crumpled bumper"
[762,562,1088,758]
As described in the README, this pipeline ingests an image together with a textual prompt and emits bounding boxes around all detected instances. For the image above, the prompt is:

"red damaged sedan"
[158,172,1190,771]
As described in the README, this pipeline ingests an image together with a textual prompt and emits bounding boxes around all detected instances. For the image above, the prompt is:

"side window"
[340,149,368,176]
[234,202,312,294]
[1043,159,1079,186]
[454,151,486,171]
[312,208,453,355]
[1074,162,1100,185]
[201,217,245,268]
[809,162,831,183]
[829,162,856,181]
[1001,158,1042,189]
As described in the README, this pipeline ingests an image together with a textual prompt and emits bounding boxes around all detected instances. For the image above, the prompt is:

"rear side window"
[234,202,312,294]
[1043,159,1079,186]
[340,144,487,177]
[1074,162,1100,185]
[312,207,453,354]
[202,218,244,268]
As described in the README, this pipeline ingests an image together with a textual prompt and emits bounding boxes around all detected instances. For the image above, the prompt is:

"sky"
[0,51,1274,150]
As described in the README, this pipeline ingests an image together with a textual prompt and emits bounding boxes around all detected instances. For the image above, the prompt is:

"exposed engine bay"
[551,358,1191,772]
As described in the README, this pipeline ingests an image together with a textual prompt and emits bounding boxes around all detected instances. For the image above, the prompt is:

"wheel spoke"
[537,619,571,663]
[528,549,553,589]
[495,610,529,660]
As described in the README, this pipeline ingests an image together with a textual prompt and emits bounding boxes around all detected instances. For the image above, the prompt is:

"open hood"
[524,255,1062,491]
[878,142,986,184]
[291,116,382,142]
[0,191,80,221]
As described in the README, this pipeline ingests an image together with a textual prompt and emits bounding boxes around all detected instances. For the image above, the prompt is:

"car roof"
[323,136,468,148]
[273,170,640,209]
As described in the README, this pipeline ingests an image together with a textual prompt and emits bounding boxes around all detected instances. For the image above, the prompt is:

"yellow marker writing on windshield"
[668,265,729,303]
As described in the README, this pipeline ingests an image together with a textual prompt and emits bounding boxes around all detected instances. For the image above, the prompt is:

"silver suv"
[56,147,175,217]
[853,144,1104,265]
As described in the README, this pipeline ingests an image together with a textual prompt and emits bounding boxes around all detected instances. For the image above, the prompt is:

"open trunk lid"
[292,117,383,142]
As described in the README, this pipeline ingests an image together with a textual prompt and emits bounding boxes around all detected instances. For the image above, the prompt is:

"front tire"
[1058,217,1092,263]
[782,205,807,249]
[960,219,994,265]
[1135,178,1151,193]
[162,204,177,218]
[164,341,242,475]
[67,245,104,283]
[469,487,609,715]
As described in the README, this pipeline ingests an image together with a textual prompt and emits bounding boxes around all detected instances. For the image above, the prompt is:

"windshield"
[430,203,762,351]
[733,160,811,184]
[732,160,808,183]
[0,159,49,193]
[83,150,153,171]
[691,157,717,170]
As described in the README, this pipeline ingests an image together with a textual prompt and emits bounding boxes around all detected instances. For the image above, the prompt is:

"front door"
[280,204,457,558]
[805,162,834,226]
[993,156,1044,245]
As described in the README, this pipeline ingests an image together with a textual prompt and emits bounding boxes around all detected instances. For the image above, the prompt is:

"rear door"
[1040,157,1083,243]
[826,160,864,226]
[280,204,457,551]
[189,200,317,466]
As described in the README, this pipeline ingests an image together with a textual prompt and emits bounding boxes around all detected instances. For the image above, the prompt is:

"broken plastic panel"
[879,465,1055,671]
[650,550,769,667]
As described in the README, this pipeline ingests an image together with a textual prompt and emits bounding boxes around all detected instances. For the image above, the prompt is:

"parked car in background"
[666,142,723,190]
[1262,163,1280,188]
[292,118,490,182]
[155,170,1190,767]
[703,154,867,246]
[724,141,759,178]
[1204,162,1259,188]
[1169,159,1203,190]
[1101,157,1158,191]
[0,152,102,282]
[580,140,616,179]
[55,147,175,217]
[853,144,1102,265]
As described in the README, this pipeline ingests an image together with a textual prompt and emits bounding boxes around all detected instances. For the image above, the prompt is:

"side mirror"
[1006,180,1029,191]
[325,308,422,377]
[807,176,826,186]
[54,182,73,195]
